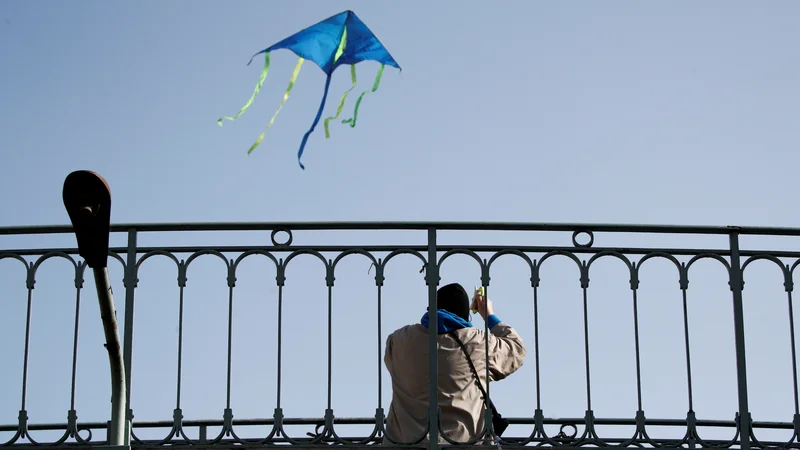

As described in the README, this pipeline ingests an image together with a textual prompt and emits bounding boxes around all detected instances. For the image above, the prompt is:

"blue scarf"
[420,309,472,334]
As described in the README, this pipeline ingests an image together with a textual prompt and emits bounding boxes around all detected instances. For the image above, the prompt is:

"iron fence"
[1,222,800,449]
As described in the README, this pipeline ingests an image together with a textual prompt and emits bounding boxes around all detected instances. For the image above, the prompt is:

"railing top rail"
[2,221,800,236]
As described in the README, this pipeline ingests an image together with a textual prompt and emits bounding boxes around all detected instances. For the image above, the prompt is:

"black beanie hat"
[437,283,470,321]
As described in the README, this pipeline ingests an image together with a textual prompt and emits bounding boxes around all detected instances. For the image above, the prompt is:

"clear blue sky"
[1,0,799,445]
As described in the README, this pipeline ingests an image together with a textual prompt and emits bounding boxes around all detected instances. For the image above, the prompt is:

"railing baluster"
[630,263,647,442]
[325,260,336,440]
[581,261,593,413]
[483,283,493,441]
[426,228,439,450]
[20,264,34,415]
[122,228,138,431]
[273,259,286,442]
[327,283,333,412]
[680,263,698,449]
[728,232,751,449]
[69,263,84,414]
[532,261,542,411]
[680,263,695,413]
[276,279,284,410]
[225,281,235,410]
[784,278,799,416]
[176,261,187,410]
[376,265,384,411]
[630,266,643,413]
[224,261,236,438]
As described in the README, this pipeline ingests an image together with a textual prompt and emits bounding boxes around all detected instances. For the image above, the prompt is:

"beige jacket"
[383,322,526,444]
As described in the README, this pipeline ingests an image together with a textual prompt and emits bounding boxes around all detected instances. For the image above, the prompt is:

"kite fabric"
[217,10,401,169]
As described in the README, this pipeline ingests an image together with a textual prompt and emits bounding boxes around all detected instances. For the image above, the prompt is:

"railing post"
[122,228,137,442]
[426,228,440,450]
[728,231,751,449]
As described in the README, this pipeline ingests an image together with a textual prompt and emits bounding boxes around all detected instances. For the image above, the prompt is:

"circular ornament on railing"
[571,230,594,248]
[556,423,578,439]
[77,427,94,442]
[271,228,294,247]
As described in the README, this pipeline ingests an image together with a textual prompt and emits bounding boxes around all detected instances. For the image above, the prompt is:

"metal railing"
[2,221,800,449]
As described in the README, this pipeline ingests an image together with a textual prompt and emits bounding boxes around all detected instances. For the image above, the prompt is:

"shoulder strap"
[448,330,489,408]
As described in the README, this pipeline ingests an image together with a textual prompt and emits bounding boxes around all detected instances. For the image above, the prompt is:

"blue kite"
[218,10,401,169]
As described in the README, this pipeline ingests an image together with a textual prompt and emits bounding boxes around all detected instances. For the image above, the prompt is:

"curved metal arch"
[0,428,22,446]
[537,249,584,271]
[379,411,430,446]
[380,248,427,268]
[73,426,94,444]
[15,428,66,447]
[0,254,33,301]
[274,419,330,446]
[331,249,379,271]
[282,248,330,270]
[183,249,231,271]
[0,252,31,272]
[376,249,429,290]
[586,250,634,272]
[789,258,800,275]
[437,411,490,446]
[685,252,732,272]
[108,251,127,272]
[326,416,381,446]
[231,249,280,271]
[31,251,78,273]
[637,251,684,274]
[741,255,794,303]
[742,253,790,276]
[225,419,281,446]
[134,251,182,293]
[749,420,800,450]
[486,249,535,273]
[136,249,181,269]
[437,248,485,270]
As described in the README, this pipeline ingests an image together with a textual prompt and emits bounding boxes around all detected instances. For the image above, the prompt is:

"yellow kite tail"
[218,52,271,126]
[247,56,305,155]
[342,64,384,128]
[324,65,357,139]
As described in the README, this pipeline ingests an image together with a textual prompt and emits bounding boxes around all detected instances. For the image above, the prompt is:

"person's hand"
[471,292,494,321]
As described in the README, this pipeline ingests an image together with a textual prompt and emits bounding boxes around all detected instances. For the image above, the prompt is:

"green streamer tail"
[324,65,357,138]
[218,52,271,126]
[342,64,385,128]
[247,56,305,155]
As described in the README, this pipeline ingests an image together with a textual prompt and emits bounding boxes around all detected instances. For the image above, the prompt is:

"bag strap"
[448,330,490,410]
[449,330,505,448]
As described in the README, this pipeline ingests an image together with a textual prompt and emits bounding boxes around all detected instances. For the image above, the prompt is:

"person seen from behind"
[383,283,526,444]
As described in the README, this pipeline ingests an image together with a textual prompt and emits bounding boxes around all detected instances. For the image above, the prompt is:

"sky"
[1,0,799,446]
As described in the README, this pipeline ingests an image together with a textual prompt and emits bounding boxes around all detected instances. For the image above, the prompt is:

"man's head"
[436,283,470,321]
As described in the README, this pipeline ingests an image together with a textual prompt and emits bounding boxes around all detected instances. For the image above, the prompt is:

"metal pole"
[93,266,127,446]
[728,232,751,450]
[426,229,439,450]
[63,170,129,448]
[122,229,137,435]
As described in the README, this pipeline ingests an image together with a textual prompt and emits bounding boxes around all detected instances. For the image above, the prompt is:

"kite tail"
[247,57,305,155]
[342,64,385,128]
[323,65,357,139]
[297,73,333,170]
[218,52,271,126]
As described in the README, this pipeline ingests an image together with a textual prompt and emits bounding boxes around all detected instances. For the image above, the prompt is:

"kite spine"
[297,74,333,170]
